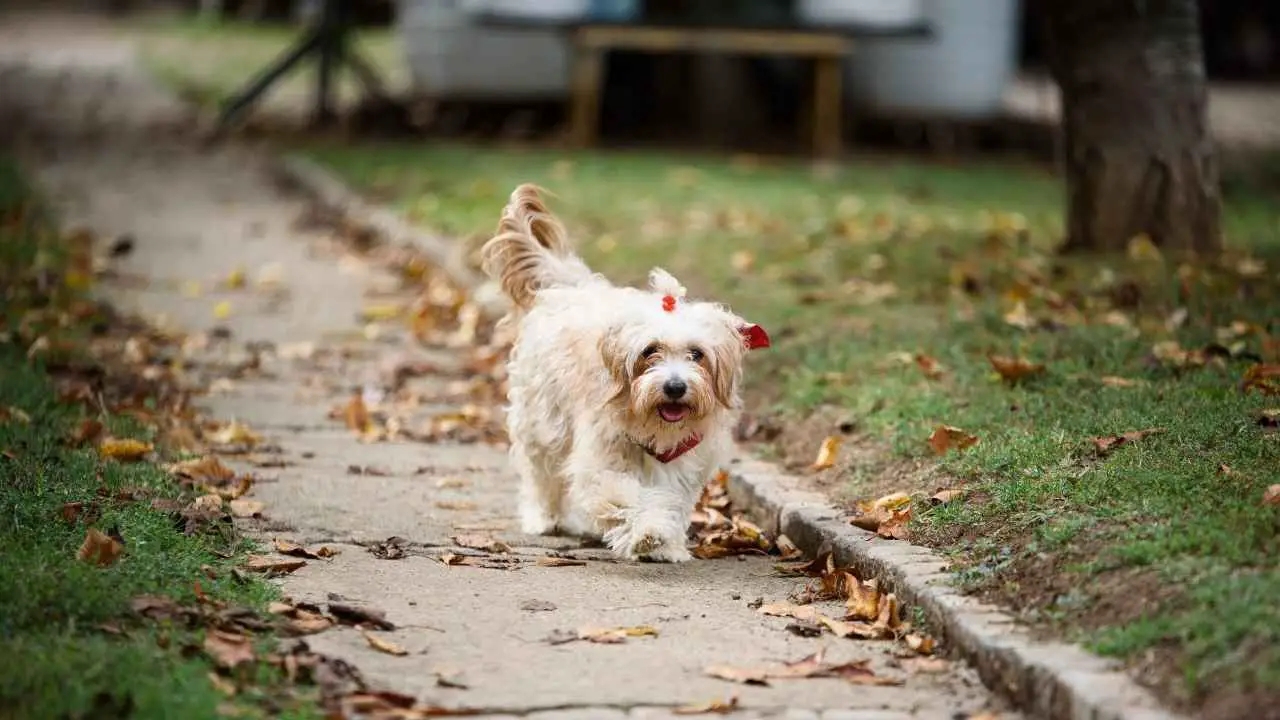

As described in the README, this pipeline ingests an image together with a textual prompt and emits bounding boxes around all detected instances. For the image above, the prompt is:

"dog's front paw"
[603,515,691,563]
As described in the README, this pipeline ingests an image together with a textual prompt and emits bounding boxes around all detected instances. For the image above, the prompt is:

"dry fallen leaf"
[61,501,86,524]
[362,631,409,657]
[434,477,468,490]
[577,625,659,644]
[208,421,260,448]
[673,697,740,715]
[98,437,152,462]
[1263,484,1280,507]
[204,629,255,669]
[706,649,899,687]
[77,527,124,567]
[845,576,881,621]
[228,498,264,518]
[452,534,511,554]
[1003,300,1034,330]
[905,633,936,655]
[758,602,822,623]
[537,556,587,567]
[273,539,338,560]
[851,492,912,538]
[929,489,962,506]
[343,392,372,434]
[1242,364,1280,396]
[928,425,979,455]
[987,354,1045,383]
[914,353,945,380]
[168,456,236,485]
[243,555,307,574]
[1100,375,1144,388]
[900,657,951,674]
[69,418,105,446]
[811,436,842,471]
[435,500,477,511]
[1090,428,1164,454]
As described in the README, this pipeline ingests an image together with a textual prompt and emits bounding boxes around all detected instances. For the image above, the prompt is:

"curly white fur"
[480,184,764,562]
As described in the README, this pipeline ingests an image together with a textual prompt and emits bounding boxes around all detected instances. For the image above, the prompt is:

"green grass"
[302,141,1280,708]
[0,160,313,719]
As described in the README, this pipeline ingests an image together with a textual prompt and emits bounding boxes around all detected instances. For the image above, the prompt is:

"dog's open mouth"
[657,403,690,423]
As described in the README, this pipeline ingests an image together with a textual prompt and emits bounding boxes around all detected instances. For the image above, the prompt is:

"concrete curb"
[726,455,1185,720]
[273,151,1186,720]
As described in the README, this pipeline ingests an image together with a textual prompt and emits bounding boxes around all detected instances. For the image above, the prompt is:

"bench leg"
[569,46,605,148]
[813,55,843,158]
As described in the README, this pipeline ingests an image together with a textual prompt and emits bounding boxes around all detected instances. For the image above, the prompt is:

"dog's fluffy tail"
[480,184,595,310]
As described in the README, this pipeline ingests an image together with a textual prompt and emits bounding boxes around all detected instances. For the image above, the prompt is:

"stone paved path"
[0,12,1015,720]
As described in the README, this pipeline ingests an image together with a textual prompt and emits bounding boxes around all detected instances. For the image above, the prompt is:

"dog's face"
[598,269,767,449]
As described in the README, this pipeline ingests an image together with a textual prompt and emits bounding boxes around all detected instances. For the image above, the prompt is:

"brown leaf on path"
[329,602,396,631]
[987,354,1045,383]
[536,556,587,567]
[758,602,822,623]
[435,476,468,489]
[208,421,261,448]
[928,425,978,455]
[273,539,338,560]
[1242,364,1280,396]
[899,656,951,674]
[810,436,842,471]
[845,576,881,621]
[774,533,802,560]
[577,625,659,644]
[228,498,264,518]
[452,534,510,553]
[362,631,409,656]
[1263,485,1280,507]
[243,555,306,575]
[285,609,334,635]
[826,659,904,686]
[914,353,945,380]
[704,665,771,685]
[98,437,152,462]
[77,527,124,567]
[905,633,936,655]
[204,629,255,669]
[435,500,477,511]
[369,536,409,560]
[343,392,372,434]
[673,697,739,715]
[875,593,903,632]
[1089,428,1164,455]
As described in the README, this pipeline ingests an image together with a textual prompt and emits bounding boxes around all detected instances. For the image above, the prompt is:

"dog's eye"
[688,348,704,362]
[641,344,660,359]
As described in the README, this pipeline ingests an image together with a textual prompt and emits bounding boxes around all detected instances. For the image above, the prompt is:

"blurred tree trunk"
[1041,0,1222,254]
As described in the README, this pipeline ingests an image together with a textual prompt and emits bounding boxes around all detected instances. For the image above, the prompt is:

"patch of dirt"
[739,402,952,510]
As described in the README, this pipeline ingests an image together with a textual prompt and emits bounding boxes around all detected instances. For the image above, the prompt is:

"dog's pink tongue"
[658,404,689,423]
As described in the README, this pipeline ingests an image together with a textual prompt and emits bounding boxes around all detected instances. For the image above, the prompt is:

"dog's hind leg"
[511,442,562,536]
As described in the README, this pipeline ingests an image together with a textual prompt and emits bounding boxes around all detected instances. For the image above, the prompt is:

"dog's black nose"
[662,378,687,400]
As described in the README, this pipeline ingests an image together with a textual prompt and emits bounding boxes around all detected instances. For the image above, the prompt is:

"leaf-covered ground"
[303,142,1280,715]
[0,158,334,719]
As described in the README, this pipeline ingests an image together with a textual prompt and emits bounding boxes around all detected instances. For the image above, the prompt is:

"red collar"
[644,433,702,463]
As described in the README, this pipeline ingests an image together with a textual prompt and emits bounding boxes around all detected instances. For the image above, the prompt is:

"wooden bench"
[477,16,931,157]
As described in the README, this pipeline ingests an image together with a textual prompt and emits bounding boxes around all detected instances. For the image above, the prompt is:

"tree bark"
[1040,0,1222,255]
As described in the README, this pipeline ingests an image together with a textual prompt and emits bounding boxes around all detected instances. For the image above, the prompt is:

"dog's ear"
[598,326,631,403]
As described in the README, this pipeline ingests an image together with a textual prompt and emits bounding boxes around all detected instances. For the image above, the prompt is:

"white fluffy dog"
[480,184,770,562]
